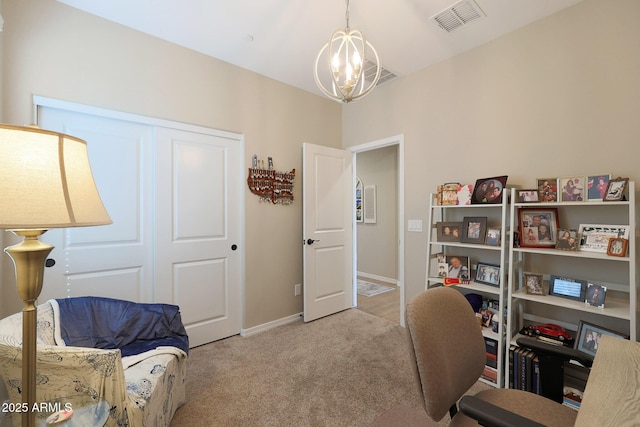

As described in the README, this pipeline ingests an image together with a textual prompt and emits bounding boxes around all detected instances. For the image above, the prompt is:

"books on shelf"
[509,345,540,394]
[483,337,498,383]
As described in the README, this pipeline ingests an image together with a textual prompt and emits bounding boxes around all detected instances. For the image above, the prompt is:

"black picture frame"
[475,262,500,287]
[460,217,487,244]
[549,275,587,301]
[436,222,462,242]
[575,320,628,357]
[603,177,628,201]
[471,175,508,204]
[518,207,559,248]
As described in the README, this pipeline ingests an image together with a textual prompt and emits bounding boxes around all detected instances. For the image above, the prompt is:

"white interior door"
[302,142,354,322]
[154,127,242,347]
[38,107,155,303]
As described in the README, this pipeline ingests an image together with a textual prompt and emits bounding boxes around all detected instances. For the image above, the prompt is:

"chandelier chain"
[345,0,350,31]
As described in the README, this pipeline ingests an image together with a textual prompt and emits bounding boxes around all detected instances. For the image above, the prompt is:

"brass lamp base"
[4,229,53,427]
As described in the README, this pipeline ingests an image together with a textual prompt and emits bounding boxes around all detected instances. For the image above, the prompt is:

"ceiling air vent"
[431,0,485,33]
[363,59,397,87]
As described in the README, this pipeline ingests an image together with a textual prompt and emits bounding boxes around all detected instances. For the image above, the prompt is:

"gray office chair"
[406,287,583,427]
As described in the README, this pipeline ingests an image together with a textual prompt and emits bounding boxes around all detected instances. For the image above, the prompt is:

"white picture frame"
[578,224,630,253]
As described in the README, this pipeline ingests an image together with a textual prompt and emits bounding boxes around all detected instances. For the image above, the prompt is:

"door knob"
[231,244,238,251]
[306,239,319,245]
[45,258,56,268]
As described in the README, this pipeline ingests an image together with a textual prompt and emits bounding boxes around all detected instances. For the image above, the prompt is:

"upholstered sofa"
[0,297,188,427]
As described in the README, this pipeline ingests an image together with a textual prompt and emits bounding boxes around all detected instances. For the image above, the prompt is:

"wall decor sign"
[247,157,295,204]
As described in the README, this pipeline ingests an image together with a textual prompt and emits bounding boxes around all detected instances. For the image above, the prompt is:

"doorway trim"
[348,135,405,327]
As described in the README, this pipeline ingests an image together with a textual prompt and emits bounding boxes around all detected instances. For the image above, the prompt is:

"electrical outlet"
[294,284,302,296]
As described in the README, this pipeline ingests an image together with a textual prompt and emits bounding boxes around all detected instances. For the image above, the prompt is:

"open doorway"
[349,135,405,326]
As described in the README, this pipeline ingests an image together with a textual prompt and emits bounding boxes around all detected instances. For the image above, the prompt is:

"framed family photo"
[559,177,585,202]
[436,222,462,242]
[518,208,559,248]
[555,229,579,251]
[517,189,539,203]
[587,174,610,201]
[471,175,508,204]
[460,217,487,244]
[537,178,558,202]
[585,283,607,308]
[575,320,628,357]
[475,262,500,287]
[485,228,501,246]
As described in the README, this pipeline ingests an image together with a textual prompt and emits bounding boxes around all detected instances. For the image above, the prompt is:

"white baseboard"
[357,271,399,287]
[241,312,302,337]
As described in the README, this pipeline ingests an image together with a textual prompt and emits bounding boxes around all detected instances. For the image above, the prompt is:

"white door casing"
[35,97,243,347]
[302,143,354,322]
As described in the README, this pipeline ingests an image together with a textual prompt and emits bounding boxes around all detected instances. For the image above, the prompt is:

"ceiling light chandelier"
[314,0,381,103]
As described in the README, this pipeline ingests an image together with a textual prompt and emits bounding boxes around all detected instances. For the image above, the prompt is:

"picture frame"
[436,222,462,242]
[587,174,610,201]
[471,175,508,204]
[607,237,628,257]
[445,255,470,281]
[475,262,500,287]
[585,283,607,308]
[578,224,630,253]
[517,189,539,203]
[559,177,585,202]
[549,275,587,301]
[575,320,628,357]
[603,177,628,201]
[524,273,544,295]
[536,178,558,202]
[485,228,501,246]
[555,229,579,251]
[460,217,488,244]
[518,208,559,248]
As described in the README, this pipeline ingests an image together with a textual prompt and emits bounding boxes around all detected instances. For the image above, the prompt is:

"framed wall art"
[518,208,559,248]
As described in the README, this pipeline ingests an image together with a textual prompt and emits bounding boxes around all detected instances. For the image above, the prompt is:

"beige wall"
[343,0,640,303]
[0,0,342,326]
[356,145,398,281]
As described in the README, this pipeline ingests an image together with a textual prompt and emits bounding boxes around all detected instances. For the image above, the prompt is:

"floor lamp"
[0,124,112,427]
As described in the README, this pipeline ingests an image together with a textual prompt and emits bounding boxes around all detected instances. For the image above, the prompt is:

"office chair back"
[406,287,486,422]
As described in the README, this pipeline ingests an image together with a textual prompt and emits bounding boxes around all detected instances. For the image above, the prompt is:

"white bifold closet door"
[37,101,243,347]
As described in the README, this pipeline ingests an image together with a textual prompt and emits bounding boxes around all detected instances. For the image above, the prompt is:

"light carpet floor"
[169,308,489,426]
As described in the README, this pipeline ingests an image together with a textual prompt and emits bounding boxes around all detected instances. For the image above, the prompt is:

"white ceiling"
[57,0,583,98]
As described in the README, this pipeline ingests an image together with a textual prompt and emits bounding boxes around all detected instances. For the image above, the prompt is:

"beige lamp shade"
[0,124,112,229]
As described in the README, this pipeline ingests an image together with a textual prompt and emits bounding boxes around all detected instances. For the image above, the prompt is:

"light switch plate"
[408,219,423,232]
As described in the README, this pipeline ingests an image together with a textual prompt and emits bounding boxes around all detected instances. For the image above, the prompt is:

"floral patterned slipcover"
[0,300,187,426]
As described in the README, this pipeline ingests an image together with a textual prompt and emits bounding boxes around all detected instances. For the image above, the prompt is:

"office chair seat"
[406,287,577,427]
